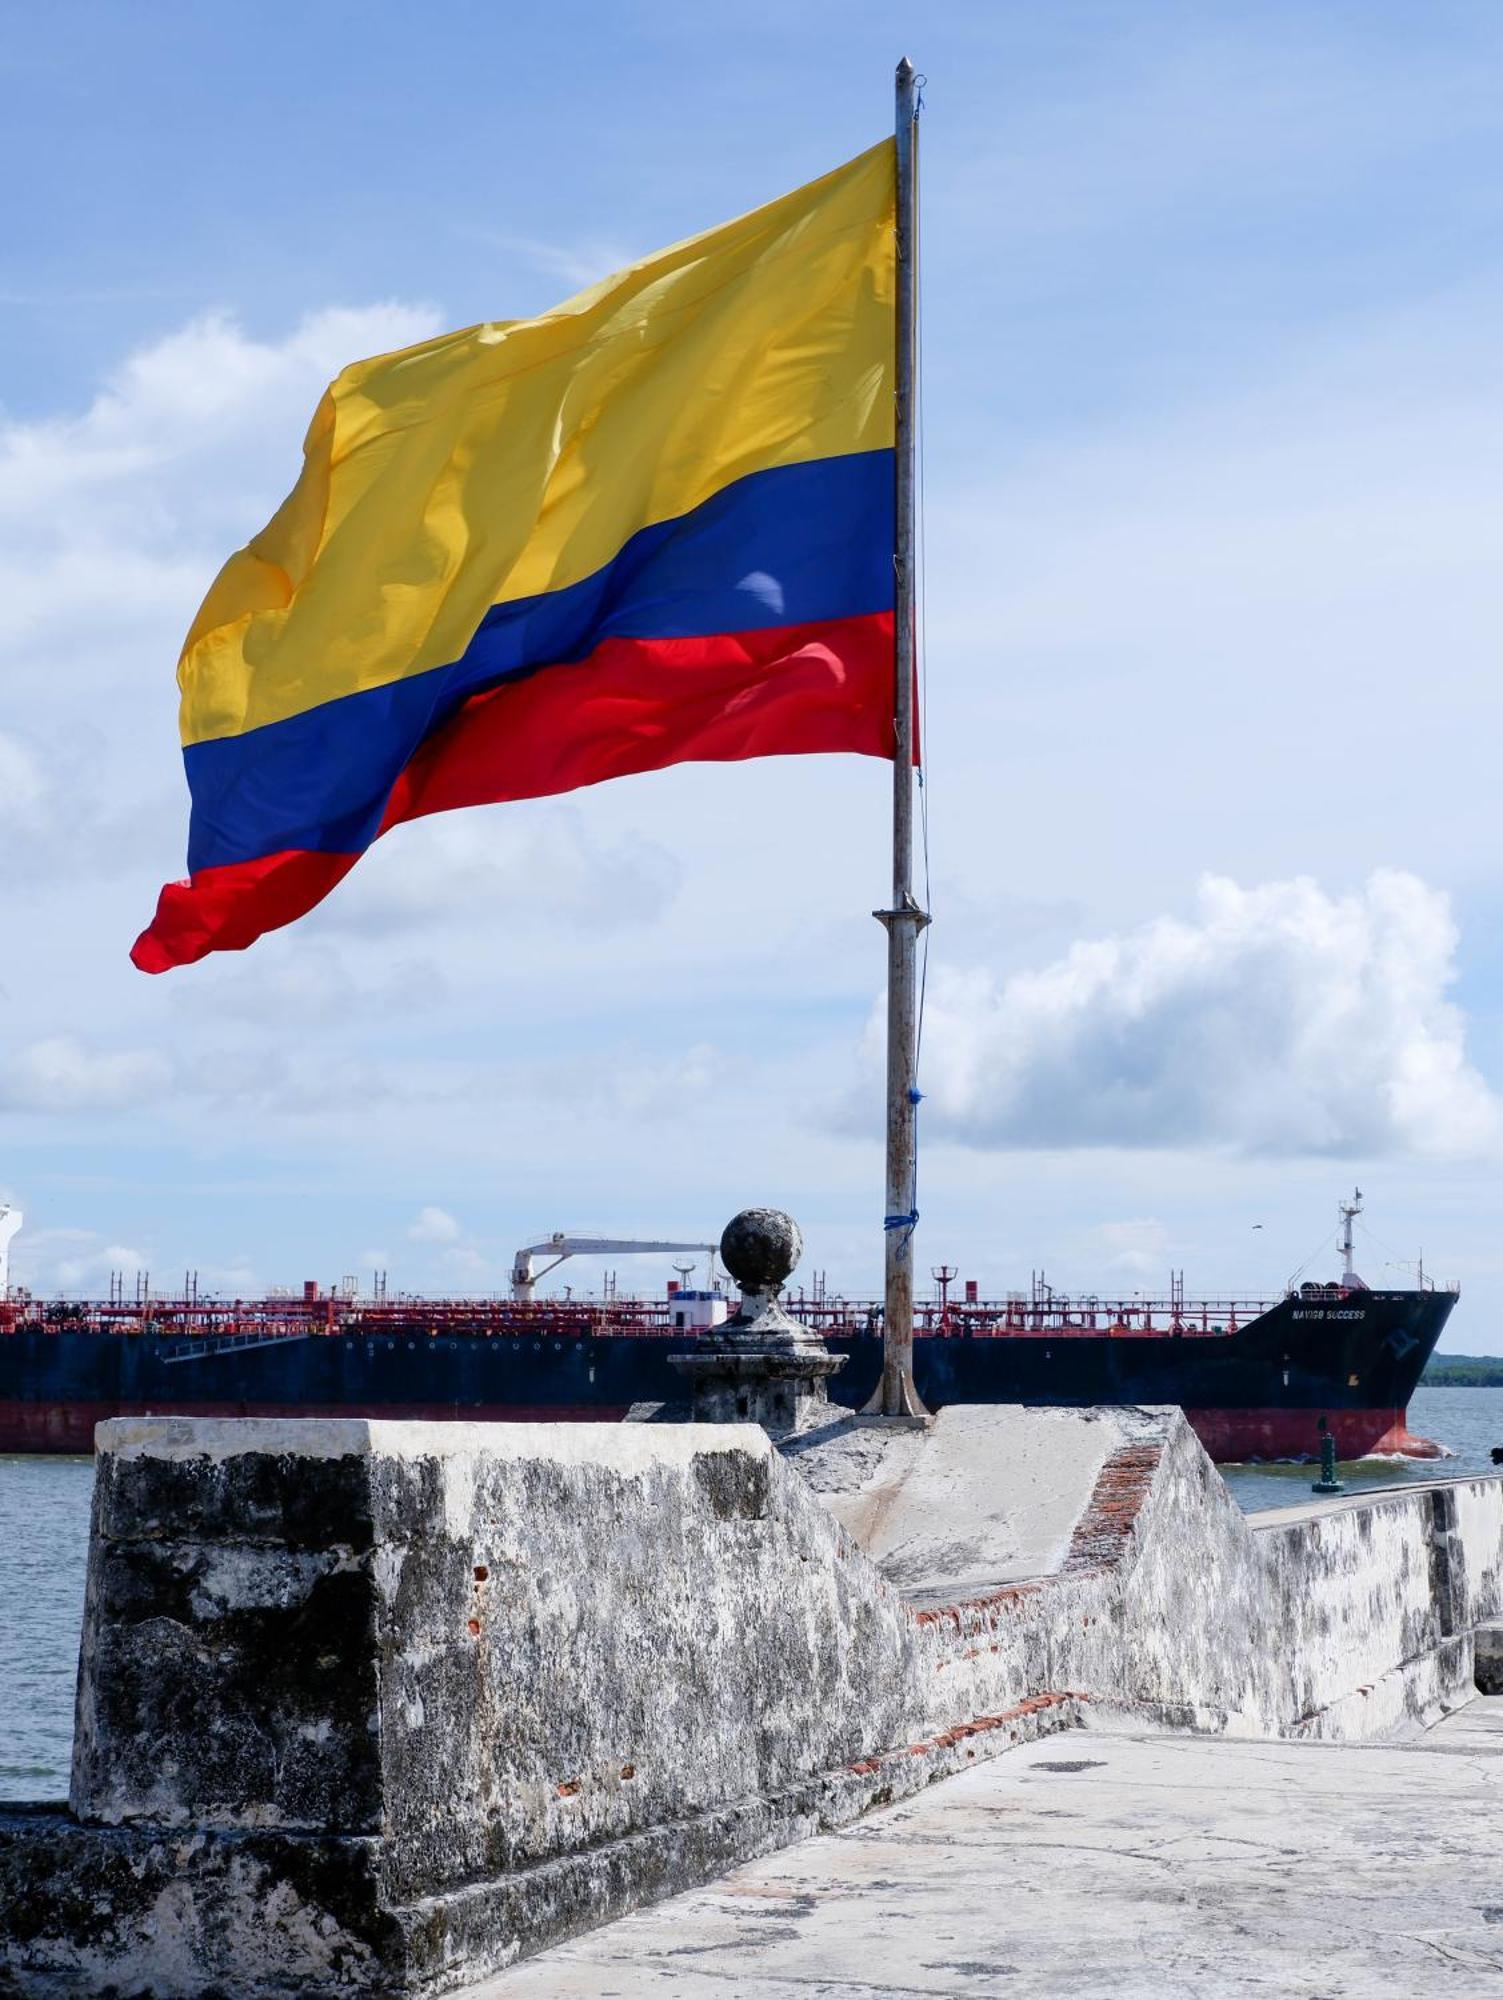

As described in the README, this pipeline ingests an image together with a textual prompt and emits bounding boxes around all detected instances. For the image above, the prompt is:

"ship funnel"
[0,1206,22,1299]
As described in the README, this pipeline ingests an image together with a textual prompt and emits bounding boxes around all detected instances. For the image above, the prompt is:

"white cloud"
[0,304,442,527]
[100,1243,148,1276]
[536,1039,728,1120]
[14,1228,148,1295]
[0,307,444,672]
[310,810,680,939]
[169,1043,402,1116]
[915,871,1500,1161]
[195,1259,260,1298]
[408,1204,461,1245]
[397,1209,495,1290]
[0,731,47,828]
[441,1242,490,1285]
[0,723,176,882]
[457,227,639,293]
[14,1236,256,1299]
[1096,1219,1170,1276]
[0,302,447,922]
[177,944,451,1028]
[1,1037,171,1112]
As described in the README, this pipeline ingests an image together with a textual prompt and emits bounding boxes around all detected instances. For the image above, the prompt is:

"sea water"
[0,1451,94,1803]
[2,1384,1502,1803]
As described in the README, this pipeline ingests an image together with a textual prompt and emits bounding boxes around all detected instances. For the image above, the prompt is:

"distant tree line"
[1422,1354,1503,1387]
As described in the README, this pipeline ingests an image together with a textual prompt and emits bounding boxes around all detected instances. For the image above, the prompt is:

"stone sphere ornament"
[719,1208,803,1296]
[670,1206,839,1433]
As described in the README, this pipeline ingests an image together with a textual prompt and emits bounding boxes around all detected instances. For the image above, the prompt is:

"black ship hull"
[0,1285,1457,1461]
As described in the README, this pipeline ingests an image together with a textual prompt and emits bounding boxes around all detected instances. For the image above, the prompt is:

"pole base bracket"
[859,1364,930,1421]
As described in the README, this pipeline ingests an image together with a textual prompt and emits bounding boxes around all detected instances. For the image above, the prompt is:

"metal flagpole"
[864,55,929,1421]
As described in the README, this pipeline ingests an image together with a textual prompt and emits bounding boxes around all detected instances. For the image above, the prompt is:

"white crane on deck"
[510,1233,718,1302]
[0,1207,21,1299]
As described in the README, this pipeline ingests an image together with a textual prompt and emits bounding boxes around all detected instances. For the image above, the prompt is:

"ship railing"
[8,1298,1279,1340]
[17,1281,1432,1342]
[5,1298,684,1340]
[780,1297,1283,1337]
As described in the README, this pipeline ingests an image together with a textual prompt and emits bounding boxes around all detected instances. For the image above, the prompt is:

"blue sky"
[3,1,1502,1343]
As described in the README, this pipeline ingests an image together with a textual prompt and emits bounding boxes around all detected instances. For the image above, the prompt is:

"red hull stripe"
[2,1398,1443,1464]
[1183,1407,1445,1461]
[133,610,895,970]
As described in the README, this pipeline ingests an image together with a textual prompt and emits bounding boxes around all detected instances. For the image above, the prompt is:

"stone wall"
[853,1407,1502,1746]
[3,1409,1503,1997]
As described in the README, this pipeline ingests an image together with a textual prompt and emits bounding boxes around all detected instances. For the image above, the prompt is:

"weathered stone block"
[4,1417,923,1995]
[1476,1619,1503,1695]
[0,1809,396,1998]
[73,1536,382,1832]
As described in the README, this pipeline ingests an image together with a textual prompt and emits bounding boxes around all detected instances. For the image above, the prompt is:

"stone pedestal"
[668,1208,845,1439]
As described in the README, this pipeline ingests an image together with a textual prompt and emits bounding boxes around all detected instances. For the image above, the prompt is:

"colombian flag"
[132,143,897,971]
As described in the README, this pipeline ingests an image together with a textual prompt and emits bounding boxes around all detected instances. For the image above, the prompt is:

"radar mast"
[1339,1188,1364,1289]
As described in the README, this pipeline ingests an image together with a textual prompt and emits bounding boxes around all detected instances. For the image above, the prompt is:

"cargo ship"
[0,1195,1458,1461]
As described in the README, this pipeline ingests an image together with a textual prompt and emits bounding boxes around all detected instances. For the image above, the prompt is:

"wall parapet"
[2,1409,1501,1996]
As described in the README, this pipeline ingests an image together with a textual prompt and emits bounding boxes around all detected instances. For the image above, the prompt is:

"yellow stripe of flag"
[180,140,896,749]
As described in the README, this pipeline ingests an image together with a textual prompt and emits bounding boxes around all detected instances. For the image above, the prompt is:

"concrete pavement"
[477,1697,1503,1998]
